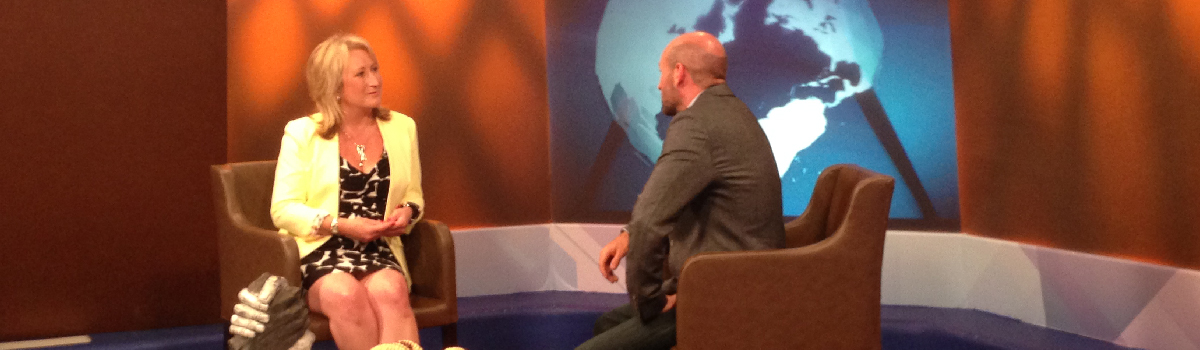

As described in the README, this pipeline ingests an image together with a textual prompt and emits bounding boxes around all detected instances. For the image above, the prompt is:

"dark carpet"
[39,291,1137,350]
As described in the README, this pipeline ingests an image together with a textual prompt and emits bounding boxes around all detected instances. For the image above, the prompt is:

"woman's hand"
[335,217,389,242]
[381,205,413,237]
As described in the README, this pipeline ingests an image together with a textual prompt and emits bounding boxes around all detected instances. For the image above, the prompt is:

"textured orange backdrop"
[0,0,226,340]
[227,0,551,228]
[953,0,1200,269]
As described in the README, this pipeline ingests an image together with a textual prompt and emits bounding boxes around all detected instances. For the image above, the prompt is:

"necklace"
[354,144,366,169]
[342,126,370,169]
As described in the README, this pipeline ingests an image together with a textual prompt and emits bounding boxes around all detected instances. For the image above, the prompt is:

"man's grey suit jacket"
[625,83,786,322]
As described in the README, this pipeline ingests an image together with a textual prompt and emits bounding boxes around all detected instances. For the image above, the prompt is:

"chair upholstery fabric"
[212,161,458,344]
[675,164,894,350]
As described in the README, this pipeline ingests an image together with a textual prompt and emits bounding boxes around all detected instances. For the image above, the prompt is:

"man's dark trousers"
[575,304,676,350]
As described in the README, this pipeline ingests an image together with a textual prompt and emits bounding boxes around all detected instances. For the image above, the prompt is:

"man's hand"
[229,276,279,338]
[599,230,630,282]
[662,294,677,312]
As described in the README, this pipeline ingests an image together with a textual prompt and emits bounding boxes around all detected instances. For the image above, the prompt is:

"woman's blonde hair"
[306,34,390,139]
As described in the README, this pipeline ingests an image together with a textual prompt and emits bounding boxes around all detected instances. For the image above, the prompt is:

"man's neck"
[677,84,708,112]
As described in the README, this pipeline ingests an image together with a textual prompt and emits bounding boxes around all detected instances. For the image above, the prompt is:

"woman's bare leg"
[308,272,380,350]
[361,269,419,344]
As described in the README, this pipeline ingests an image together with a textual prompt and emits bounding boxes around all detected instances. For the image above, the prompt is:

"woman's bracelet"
[311,212,329,233]
[401,202,420,221]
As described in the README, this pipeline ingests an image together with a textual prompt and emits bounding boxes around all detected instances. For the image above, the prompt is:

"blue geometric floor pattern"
[39,291,1138,350]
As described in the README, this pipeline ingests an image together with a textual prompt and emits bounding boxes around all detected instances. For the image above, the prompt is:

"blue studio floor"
[37,292,1137,350]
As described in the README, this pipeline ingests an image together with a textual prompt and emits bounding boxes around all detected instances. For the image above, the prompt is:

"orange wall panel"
[954,0,1200,269]
[0,0,227,340]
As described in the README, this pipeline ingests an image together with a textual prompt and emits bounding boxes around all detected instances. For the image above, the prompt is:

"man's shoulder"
[694,85,748,111]
[704,83,735,97]
[666,108,709,133]
[686,90,753,125]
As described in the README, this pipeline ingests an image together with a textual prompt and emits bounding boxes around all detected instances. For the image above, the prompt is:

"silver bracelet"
[330,216,339,235]
[311,212,329,232]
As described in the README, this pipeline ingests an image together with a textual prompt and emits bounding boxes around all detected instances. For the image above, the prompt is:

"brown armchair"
[211,161,458,346]
[675,164,894,350]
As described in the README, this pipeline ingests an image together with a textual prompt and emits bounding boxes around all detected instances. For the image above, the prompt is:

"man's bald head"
[663,32,728,88]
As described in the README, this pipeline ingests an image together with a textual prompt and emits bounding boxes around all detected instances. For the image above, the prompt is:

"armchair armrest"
[676,240,882,350]
[402,219,458,325]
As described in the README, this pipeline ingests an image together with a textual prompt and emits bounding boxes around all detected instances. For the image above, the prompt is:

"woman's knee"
[312,273,372,316]
[363,270,413,312]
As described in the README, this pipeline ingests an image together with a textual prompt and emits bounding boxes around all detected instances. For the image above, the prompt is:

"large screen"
[548,0,957,228]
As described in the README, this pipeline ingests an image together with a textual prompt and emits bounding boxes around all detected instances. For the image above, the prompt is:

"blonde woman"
[271,34,424,350]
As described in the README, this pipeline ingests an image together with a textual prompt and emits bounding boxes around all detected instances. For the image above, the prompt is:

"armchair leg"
[441,323,458,347]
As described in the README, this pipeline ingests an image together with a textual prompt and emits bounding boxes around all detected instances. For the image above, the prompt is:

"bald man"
[577,32,785,350]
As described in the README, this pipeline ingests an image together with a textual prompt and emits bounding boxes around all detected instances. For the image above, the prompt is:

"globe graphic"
[595,0,884,177]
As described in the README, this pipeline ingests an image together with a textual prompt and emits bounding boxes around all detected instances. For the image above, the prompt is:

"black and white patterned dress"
[299,151,405,289]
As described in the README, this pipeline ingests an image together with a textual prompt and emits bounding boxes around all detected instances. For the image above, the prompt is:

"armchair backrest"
[212,160,278,231]
[785,164,894,249]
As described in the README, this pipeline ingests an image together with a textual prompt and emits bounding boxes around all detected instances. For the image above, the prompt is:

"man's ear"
[673,63,688,87]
